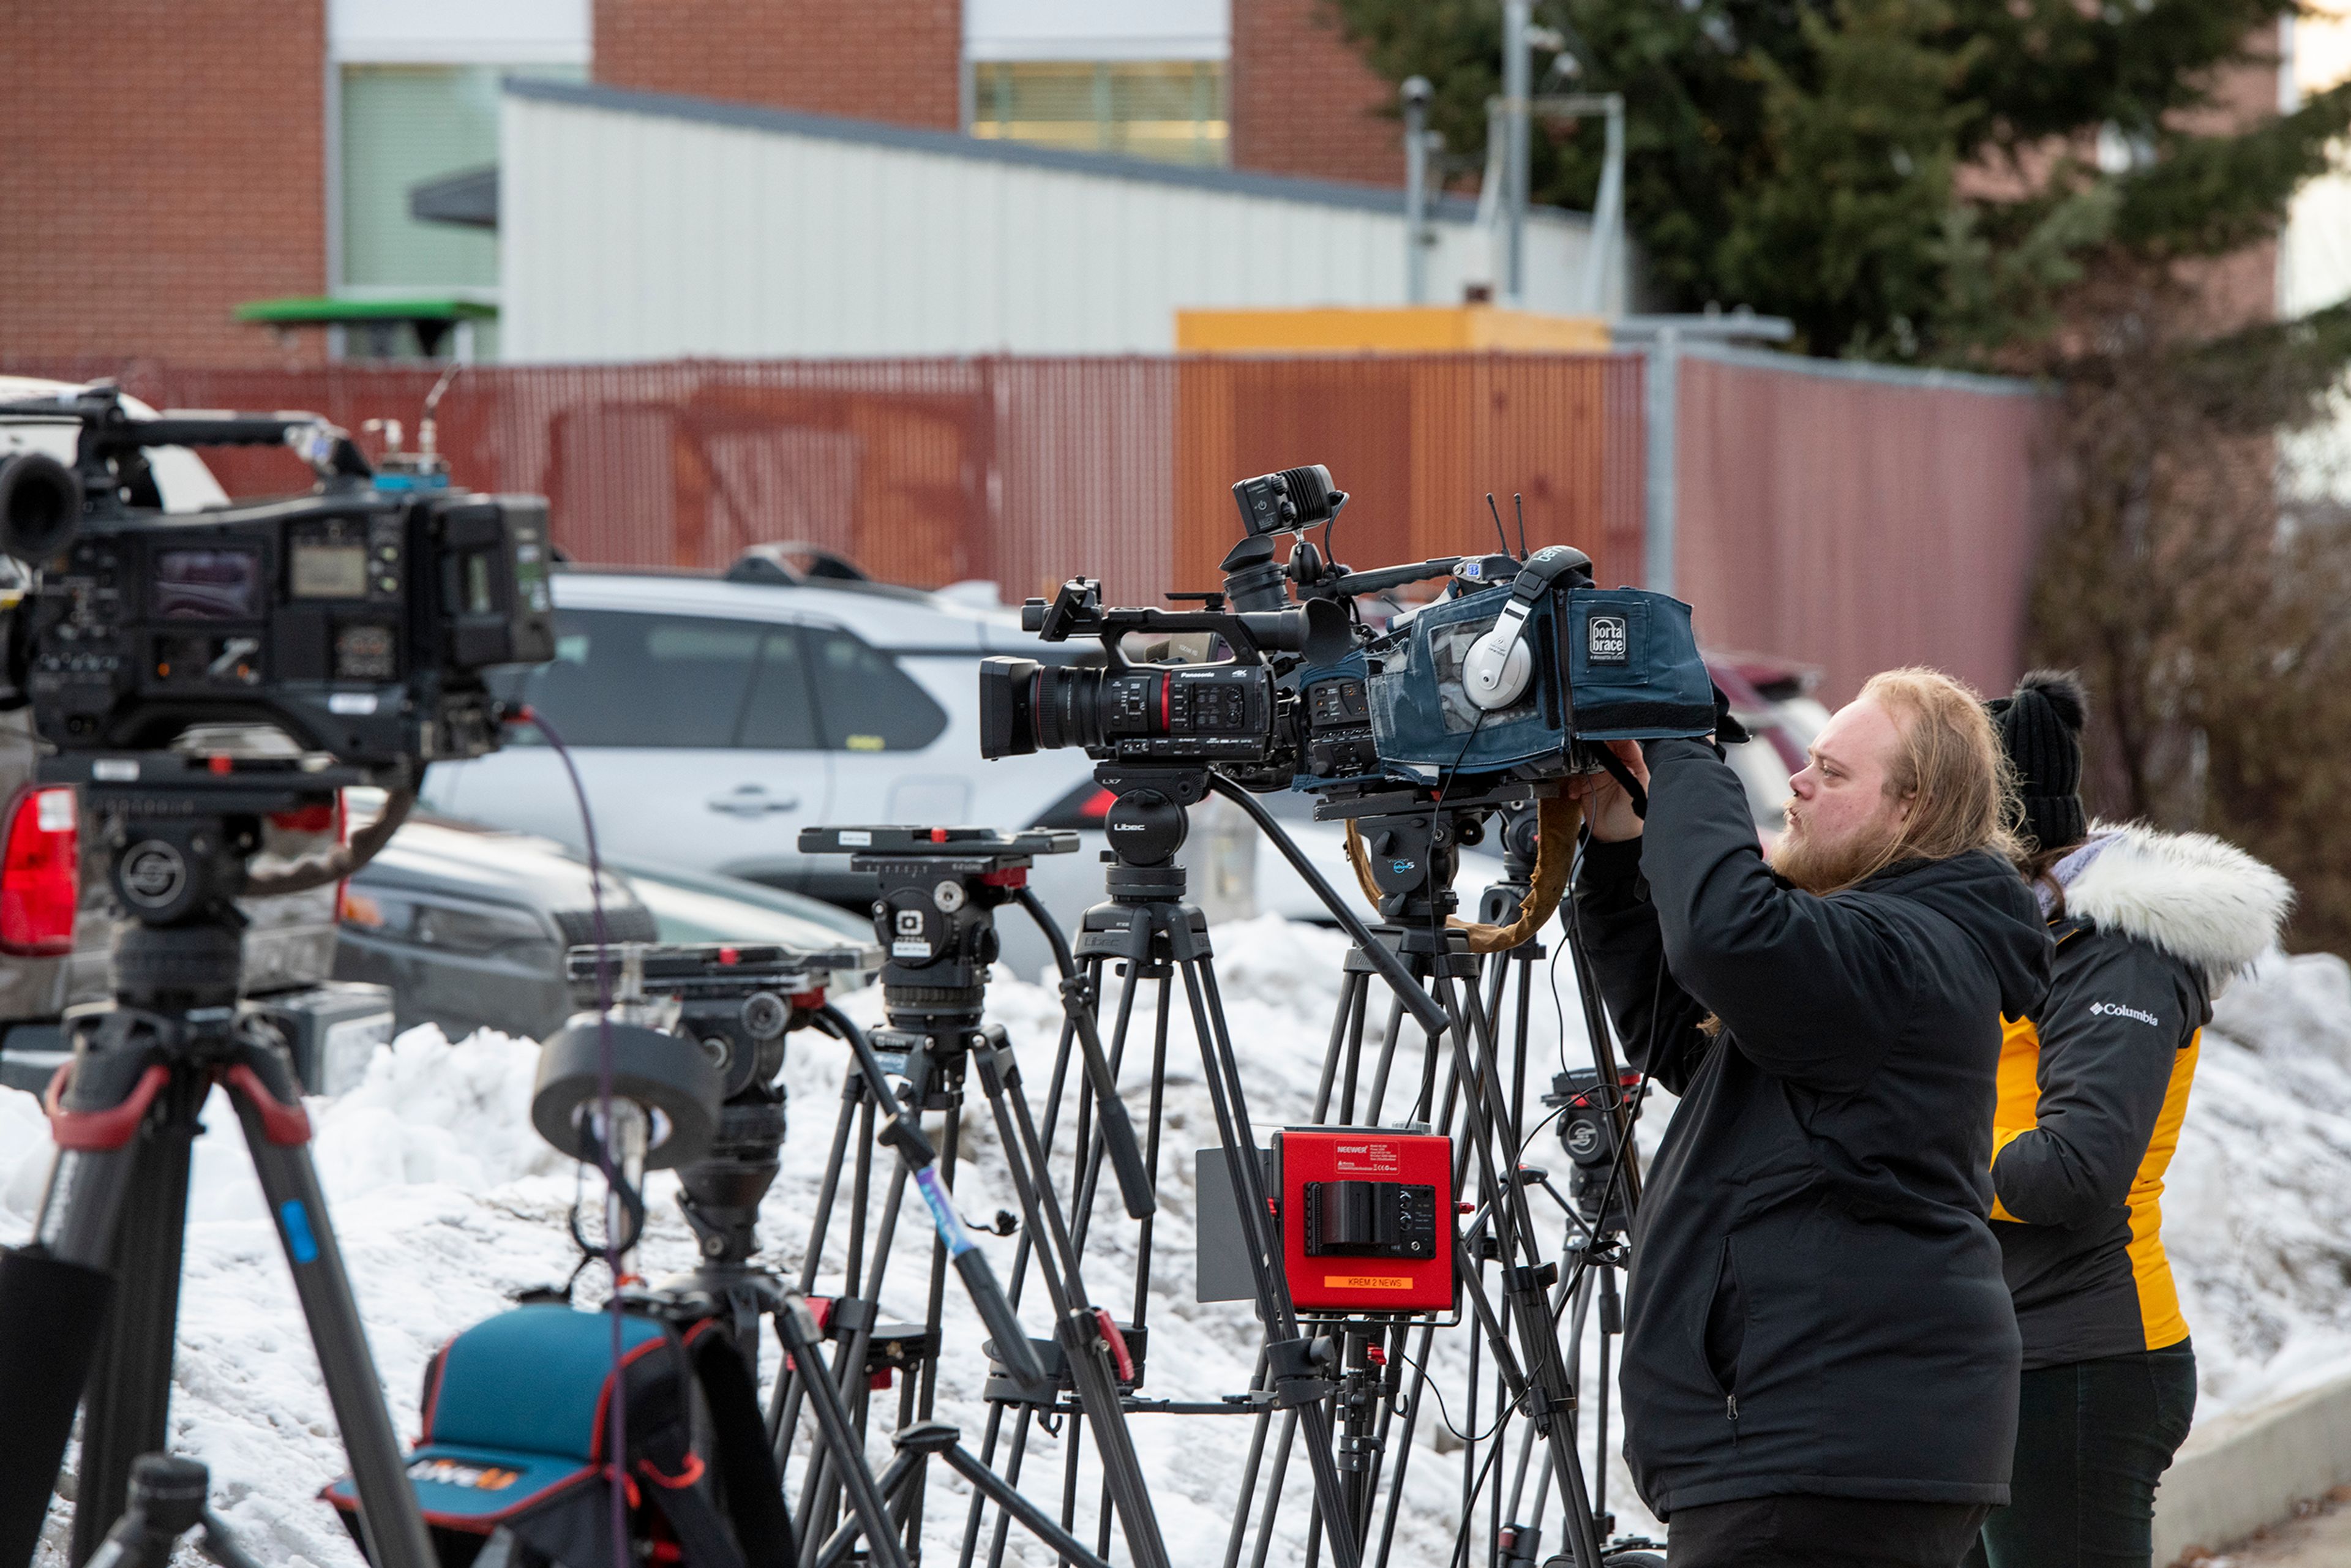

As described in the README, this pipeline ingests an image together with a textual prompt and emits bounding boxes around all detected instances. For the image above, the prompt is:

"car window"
[494,610,762,749]
[737,629,820,751]
[806,629,948,752]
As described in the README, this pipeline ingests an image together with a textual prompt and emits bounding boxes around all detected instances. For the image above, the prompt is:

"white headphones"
[1461,546,1591,711]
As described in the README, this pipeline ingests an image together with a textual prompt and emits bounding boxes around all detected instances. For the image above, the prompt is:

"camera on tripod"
[0,384,554,771]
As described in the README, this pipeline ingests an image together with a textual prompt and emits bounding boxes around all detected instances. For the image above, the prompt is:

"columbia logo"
[2088,1002,2162,1027]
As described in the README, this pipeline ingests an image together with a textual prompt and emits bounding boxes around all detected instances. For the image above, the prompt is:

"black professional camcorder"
[975,573,1354,779]
[980,463,1718,797]
[0,385,554,770]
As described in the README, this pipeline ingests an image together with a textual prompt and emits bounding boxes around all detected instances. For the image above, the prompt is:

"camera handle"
[1199,774,1452,1038]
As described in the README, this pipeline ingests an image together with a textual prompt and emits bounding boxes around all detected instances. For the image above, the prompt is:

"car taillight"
[1,786,79,956]
[1033,781,1116,831]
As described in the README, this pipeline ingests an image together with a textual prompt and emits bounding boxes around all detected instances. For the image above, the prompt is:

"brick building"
[0,0,1401,366]
[0,0,328,364]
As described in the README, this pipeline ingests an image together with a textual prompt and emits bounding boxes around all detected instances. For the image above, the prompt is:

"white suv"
[420,563,1253,976]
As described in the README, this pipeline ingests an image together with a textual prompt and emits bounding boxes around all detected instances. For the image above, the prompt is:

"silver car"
[420,563,1252,978]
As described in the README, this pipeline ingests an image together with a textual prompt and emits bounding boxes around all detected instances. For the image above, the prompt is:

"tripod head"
[40,751,393,1018]
[550,940,878,1291]
[1312,776,1556,932]
[801,825,1077,1033]
[1543,1067,1644,1241]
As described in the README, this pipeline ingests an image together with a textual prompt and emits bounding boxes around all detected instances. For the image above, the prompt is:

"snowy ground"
[4,919,2349,1567]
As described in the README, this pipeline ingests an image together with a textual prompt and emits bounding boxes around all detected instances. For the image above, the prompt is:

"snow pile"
[2167,950,2351,1413]
[1,920,2347,1565]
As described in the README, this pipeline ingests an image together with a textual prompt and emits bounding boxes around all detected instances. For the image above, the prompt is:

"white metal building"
[498,78,1619,361]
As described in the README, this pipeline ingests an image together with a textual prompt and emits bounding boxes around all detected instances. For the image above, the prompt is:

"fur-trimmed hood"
[2059,820,2294,981]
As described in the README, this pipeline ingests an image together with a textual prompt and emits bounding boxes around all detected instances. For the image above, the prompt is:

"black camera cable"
[508,703,636,1568]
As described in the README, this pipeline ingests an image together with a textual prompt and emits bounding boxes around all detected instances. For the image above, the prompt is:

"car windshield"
[628,877,864,948]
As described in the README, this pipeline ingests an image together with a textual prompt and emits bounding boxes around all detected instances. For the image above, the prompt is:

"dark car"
[335,818,874,1059]
[335,819,660,1059]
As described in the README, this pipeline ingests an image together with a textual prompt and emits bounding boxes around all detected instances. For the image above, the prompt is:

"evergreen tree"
[1330,0,2351,373]
[1332,0,2351,951]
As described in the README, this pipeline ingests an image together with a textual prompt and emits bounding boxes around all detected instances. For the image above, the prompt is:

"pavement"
[2177,1486,2351,1566]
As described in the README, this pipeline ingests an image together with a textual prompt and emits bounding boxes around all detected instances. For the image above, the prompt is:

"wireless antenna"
[1513,492,1528,558]
[1485,493,1512,557]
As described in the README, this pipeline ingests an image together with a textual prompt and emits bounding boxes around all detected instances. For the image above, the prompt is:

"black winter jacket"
[1573,738,2053,1518]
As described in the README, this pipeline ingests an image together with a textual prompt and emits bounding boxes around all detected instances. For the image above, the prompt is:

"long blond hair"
[1858,667,2023,870]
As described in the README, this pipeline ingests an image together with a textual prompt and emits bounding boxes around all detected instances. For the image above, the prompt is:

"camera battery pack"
[1272,1127,1455,1315]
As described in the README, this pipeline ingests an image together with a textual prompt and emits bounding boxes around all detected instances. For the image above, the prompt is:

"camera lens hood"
[0,452,81,565]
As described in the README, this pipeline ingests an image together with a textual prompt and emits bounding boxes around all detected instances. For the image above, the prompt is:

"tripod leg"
[980,1409,1037,1568]
[72,1075,202,1567]
[938,1441,1116,1568]
[1220,1348,1272,1568]
[225,1063,437,1568]
[814,1449,925,1568]
[1176,953,1363,1568]
[1309,968,1363,1124]
[1367,1318,1438,1568]
[972,1041,1171,1568]
[771,1077,864,1463]
[197,1511,271,1568]
[775,1300,909,1568]
[1245,1409,1296,1568]
[83,1504,174,1568]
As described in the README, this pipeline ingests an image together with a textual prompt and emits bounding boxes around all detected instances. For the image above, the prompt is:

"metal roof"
[501,77,1584,231]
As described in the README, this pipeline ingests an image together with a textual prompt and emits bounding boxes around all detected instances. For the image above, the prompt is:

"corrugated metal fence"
[23,356,1648,609]
[8,350,2048,691]
[1672,345,2051,703]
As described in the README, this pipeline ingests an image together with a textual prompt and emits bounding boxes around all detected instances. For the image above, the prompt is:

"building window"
[971,60,1228,167]
[337,61,583,357]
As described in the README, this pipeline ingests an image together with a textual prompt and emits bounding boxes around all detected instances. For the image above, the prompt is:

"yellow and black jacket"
[1992,822,2290,1369]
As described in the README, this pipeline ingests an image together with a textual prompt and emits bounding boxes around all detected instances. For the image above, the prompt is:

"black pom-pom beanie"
[1987,670,2090,855]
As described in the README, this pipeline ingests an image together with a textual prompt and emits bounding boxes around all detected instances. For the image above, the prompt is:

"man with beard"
[1570,668,2053,1568]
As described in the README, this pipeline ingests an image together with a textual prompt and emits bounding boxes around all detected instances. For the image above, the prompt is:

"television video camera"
[975,572,1356,782]
[0,384,555,775]
[981,465,1720,802]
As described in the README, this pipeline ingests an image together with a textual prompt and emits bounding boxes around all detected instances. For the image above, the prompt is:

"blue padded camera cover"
[1562,587,1715,741]
[324,1304,670,1530]
[1364,580,1714,778]
[1365,583,1573,776]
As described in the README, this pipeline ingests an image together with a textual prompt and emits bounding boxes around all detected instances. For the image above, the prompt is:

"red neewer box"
[1272,1127,1456,1315]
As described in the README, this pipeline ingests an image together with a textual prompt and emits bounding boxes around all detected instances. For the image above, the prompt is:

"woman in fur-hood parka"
[1963,672,2293,1568]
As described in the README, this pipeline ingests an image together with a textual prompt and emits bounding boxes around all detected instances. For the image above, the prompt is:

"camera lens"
[1033,665,1106,751]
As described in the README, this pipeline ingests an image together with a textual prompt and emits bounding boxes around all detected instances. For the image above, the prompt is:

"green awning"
[232,296,498,325]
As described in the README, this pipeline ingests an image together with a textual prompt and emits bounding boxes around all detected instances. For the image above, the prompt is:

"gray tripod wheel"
[531,1018,722,1169]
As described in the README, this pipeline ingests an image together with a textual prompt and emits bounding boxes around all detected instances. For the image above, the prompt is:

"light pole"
[1402,77,1444,304]
[1501,1,1532,304]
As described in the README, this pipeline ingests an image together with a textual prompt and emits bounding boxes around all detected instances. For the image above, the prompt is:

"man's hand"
[1570,740,1650,842]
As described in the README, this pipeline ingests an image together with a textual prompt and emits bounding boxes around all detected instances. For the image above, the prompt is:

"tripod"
[1221,780,1625,1568]
[776,828,1167,1568]
[1496,1071,1663,1568]
[0,760,435,1568]
[947,768,1452,1568]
